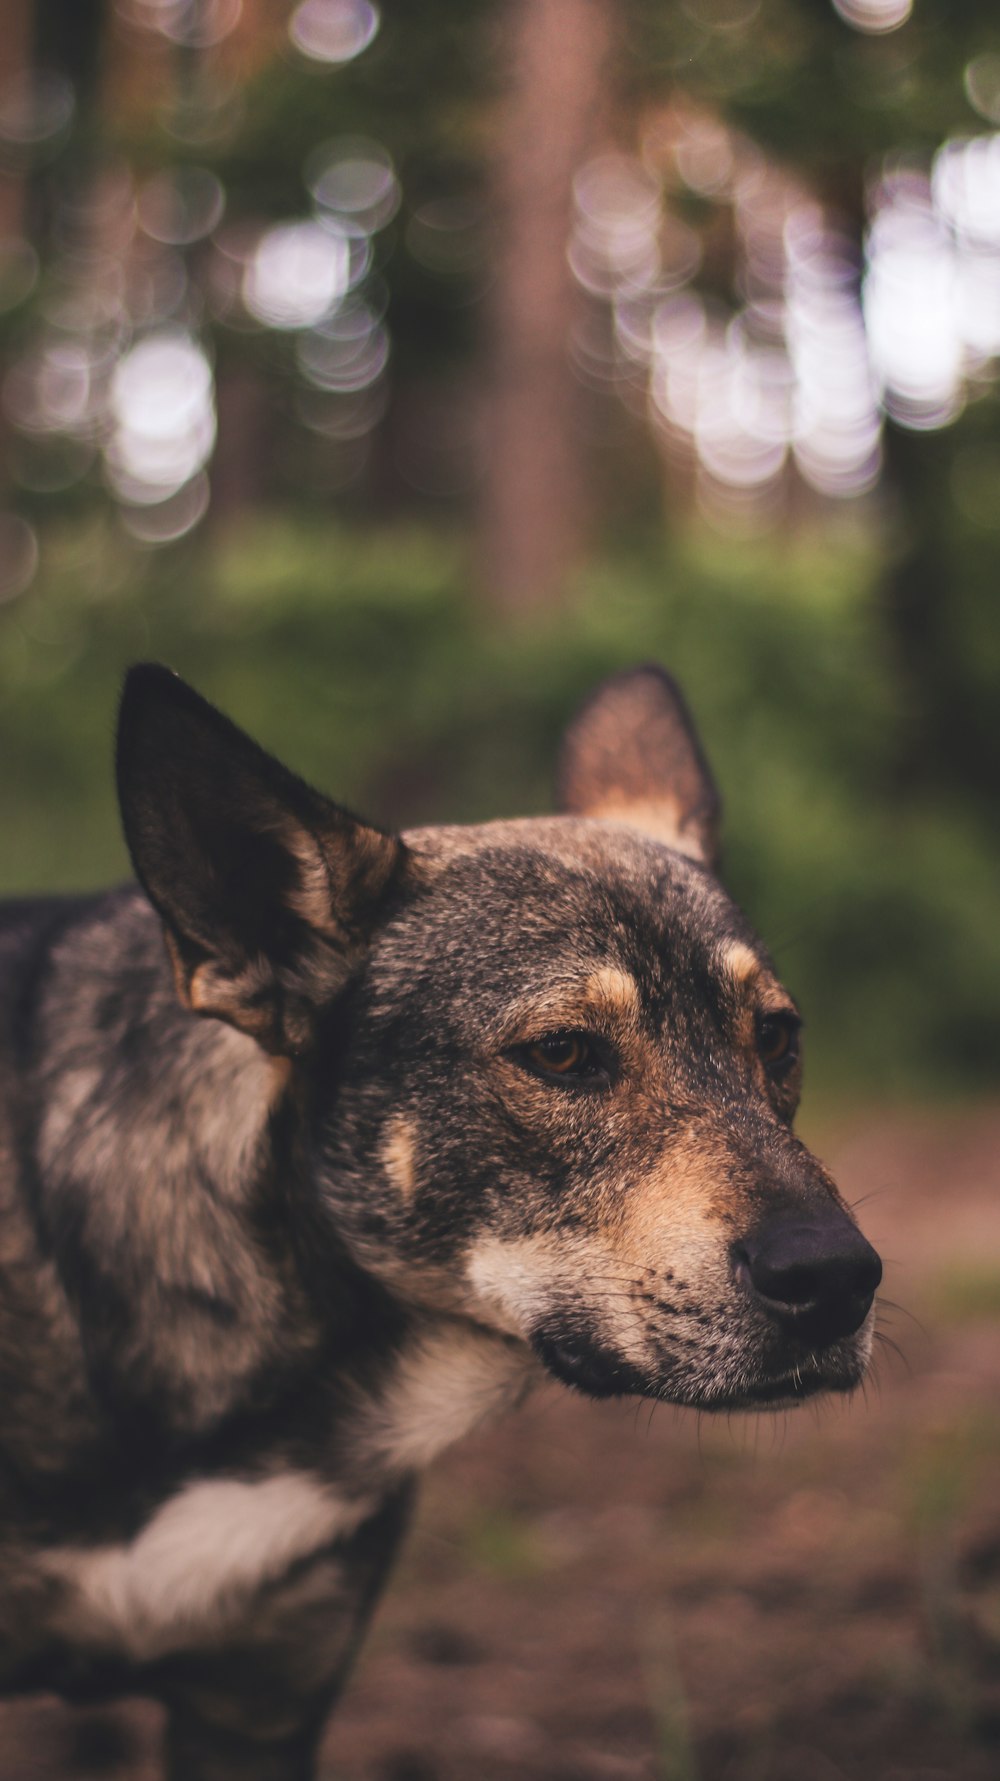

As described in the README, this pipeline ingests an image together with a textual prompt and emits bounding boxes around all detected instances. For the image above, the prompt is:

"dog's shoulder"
[0,886,332,1484]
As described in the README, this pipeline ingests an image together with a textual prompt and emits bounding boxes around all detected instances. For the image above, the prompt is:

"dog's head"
[118,663,880,1411]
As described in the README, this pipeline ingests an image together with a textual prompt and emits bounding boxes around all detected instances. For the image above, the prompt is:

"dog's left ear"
[117,664,407,1054]
[555,664,720,868]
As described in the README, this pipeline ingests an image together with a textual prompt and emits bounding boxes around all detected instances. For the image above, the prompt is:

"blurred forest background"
[2,10,1000,1781]
[0,0,998,1101]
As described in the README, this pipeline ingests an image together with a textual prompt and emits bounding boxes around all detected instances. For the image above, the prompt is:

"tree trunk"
[478,0,615,617]
[0,0,33,242]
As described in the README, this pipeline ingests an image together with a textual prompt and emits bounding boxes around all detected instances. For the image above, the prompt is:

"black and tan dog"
[0,663,880,1778]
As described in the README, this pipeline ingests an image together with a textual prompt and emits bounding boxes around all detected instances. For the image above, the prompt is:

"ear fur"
[117,664,406,1053]
[555,665,720,867]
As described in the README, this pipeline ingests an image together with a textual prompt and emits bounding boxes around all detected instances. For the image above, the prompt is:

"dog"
[0,662,881,1779]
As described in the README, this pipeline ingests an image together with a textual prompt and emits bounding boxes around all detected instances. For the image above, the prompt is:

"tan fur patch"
[610,1127,738,1267]
[584,966,641,1018]
[381,1116,418,1200]
[268,1055,294,1101]
[496,966,643,1050]
[186,957,275,1040]
[588,798,705,859]
[718,941,761,987]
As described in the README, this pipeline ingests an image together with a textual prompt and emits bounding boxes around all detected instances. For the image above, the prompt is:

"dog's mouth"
[721,1362,857,1410]
[531,1330,650,1399]
[531,1323,869,1409]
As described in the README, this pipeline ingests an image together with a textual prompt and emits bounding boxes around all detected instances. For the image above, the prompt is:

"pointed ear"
[116,664,407,1054]
[555,665,720,867]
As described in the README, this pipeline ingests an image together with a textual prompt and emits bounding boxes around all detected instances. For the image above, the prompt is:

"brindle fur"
[0,664,880,1779]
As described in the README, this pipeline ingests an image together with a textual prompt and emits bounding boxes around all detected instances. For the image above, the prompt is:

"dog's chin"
[532,1326,870,1409]
[706,1361,863,1412]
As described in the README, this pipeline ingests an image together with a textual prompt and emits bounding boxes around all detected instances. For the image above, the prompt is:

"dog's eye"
[757,1013,800,1072]
[517,1032,606,1085]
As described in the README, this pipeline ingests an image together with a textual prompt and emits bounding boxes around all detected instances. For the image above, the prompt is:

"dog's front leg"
[164,1704,327,1781]
[159,1481,415,1781]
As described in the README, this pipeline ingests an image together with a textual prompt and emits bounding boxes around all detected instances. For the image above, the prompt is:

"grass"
[642,1610,699,1781]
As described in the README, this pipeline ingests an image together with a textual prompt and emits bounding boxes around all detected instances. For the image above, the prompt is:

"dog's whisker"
[872,1329,910,1373]
[876,1297,924,1337]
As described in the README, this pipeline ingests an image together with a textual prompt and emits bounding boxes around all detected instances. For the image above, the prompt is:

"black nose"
[737,1217,882,1346]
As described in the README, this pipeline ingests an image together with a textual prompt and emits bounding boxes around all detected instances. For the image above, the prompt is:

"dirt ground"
[4,1104,1000,1781]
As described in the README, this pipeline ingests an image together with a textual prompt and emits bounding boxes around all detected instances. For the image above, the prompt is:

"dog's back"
[0,899,108,1681]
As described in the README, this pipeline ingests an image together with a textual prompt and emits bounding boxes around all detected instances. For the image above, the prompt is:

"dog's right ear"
[116,664,407,1055]
[555,665,720,867]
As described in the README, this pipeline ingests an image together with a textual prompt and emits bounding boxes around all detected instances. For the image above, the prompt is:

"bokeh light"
[0,70,74,166]
[5,337,111,440]
[243,221,350,329]
[866,171,964,430]
[118,471,211,543]
[571,132,888,516]
[137,168,226,247]
[122,0,243,48]
[0,0,996,553]
[831,0,912,34]
[105,330,216,503]
[297,301,389,393]
[567,90,1000,519]
[964,54,1000,128]
[289,0,380,66]
[571,155,664,299]
[308,138,400,235]
[786,219,880,496]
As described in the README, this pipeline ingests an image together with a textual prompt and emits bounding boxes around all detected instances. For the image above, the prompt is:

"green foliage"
[460,1507,545,1580]
[923,1263,1000,1326]
[630,0,1000,172]
[1,515,996,1099]
[902,1410,1000,1536]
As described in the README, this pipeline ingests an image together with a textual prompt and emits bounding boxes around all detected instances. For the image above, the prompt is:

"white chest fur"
[45,1471,371,1662]
[44,1322,537,1664]
[358,1320,538,1473]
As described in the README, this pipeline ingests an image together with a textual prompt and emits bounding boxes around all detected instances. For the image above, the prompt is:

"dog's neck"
[349,1315,539,1480]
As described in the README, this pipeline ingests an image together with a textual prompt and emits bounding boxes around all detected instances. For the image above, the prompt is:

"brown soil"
[4,1106,1000,1781]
